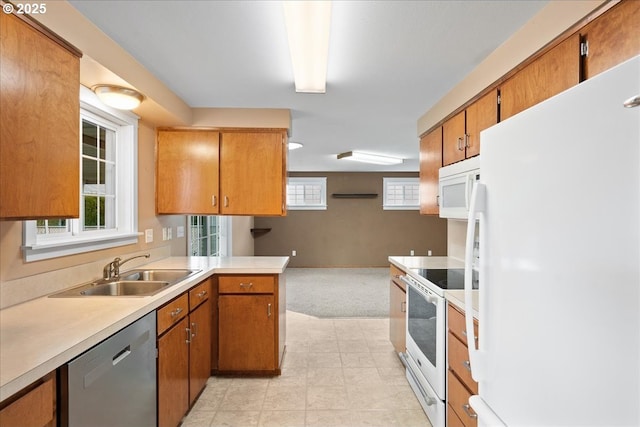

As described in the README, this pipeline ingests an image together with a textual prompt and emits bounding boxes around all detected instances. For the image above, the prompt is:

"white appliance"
[463,56,640,426]
[438,156,480,219]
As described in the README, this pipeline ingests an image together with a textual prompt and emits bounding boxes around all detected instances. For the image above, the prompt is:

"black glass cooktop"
[409,268,477,290]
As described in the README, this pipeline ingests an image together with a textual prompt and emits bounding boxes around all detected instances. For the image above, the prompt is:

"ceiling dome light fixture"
[288,141,304,150]
[92,85,145,110]
[337,151,404,165]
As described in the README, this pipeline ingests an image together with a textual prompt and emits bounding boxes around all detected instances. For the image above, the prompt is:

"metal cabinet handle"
[191,322,197,338]
[462,360,472,372]
[185,327,191,344]
[170,307,183,318]
[462,404,478,419]
[464,133,470,148]
[267,303,272,317]
[457,137,464,151]
[239,282,253,289]
[436,195,440,207]
[461,330,478,341]
[224,196,229,207]
[400,301,406,313]
[197,290,208,298]
[212,195,217,206]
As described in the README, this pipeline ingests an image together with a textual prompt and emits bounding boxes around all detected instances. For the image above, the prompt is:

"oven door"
[404,277,446,400]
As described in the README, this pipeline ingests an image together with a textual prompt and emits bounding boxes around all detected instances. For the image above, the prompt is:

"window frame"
[187,215,231,256]
[382,177,420,210]
[286,177,327,210]
[22,86,140,262]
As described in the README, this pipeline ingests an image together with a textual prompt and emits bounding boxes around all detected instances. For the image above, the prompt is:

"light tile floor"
[181,311,432,427]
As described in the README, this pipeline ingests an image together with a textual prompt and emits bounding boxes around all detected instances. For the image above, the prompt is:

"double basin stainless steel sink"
[50,269,201,297]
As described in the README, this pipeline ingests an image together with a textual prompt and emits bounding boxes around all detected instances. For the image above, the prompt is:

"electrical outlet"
[177,226,184,238]
[145,229,153,243]
[292,250,297,256]
[410,250,415,256]
[428,250,433,256]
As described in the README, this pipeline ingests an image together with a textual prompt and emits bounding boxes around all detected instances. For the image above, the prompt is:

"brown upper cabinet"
[156,129,288,216]
[220,131,287,216]
[419,127,442,215]
[499,33,581,121]
[443,90,498,167]
[0,11,81,220]
[580,0,640,80]
[156,130,220,215]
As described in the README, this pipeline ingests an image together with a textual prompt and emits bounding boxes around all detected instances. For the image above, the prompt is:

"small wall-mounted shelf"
[331,193,378,199]
[250,228,272,238]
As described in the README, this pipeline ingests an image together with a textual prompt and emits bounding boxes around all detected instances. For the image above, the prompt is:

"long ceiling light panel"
[283,1,332,93]
[337,151,404,165]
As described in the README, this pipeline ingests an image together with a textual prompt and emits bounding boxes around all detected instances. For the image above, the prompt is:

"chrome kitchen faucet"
[103,253,150,280]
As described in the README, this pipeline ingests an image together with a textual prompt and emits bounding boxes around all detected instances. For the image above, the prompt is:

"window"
[287,177,327,210]
[188,215,230,256]
[383,177,420,210]
[23,86,139,261]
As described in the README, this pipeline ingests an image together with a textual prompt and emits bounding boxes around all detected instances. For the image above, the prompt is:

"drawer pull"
[191,322,197,338]
[185,327,191,344]
[239,282,253,289]
[461,330,478,341]
[462,404,478,419]
[462,360,472,372]
[197,290,208,298]
[401,301,406,313]
[267,303,272,317]
[212,195,217,206]
[170,307,183,318]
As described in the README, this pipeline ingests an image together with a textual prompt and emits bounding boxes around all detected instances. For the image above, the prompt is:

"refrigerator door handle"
[465,181,486,382]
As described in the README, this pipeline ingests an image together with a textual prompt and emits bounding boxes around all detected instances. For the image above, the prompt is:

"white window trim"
[287,177,327,210]
[22,86,140,262]
[383,177,420,210]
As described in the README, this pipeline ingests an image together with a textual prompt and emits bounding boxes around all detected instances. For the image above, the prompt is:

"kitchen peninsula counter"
[0,256,288,402]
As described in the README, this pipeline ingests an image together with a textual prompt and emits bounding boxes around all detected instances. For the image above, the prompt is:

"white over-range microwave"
[438,156,480,219]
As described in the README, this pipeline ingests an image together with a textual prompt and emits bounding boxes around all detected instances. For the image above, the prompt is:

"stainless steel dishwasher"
[60,312,157,427]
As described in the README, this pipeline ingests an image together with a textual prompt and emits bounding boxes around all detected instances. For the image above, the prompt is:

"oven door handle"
[401,276,439,305]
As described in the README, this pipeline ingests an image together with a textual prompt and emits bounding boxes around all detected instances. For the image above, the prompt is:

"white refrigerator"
[463,55,640,426]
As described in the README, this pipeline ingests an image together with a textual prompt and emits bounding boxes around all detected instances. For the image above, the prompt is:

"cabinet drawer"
[157,294,189,336]
[0,375,54,427]
[218,275,274,294]
[447,402,465,427]
[189,279,211,310]
[448,303,478,346]
[447,370,478,427]
[448,332,478,394]
[389,264,406,290]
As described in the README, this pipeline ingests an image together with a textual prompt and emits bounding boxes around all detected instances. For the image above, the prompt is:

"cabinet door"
[189,299,211,406]
[419,127,442,215]
[158,317,189,427]
[389,279,406,353]
[218,294,276,372]
[156,130,219,215]
[0,12,80,219]
[581,0,640,80]
[465,90,497,158]
[442,111,466,166]
[0,374,55,427]
[220,132,286,216]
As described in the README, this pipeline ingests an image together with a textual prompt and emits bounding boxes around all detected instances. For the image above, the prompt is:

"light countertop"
[388,256,479,317]
[0,256,288,402]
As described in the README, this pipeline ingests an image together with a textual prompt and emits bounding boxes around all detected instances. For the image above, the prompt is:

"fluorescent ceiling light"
[283,1,331,93]
[337,151,404,165]
[288,141,304,150]
[92,85,145,110]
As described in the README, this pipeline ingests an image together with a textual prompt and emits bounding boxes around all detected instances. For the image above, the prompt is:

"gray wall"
[254,172,447,267]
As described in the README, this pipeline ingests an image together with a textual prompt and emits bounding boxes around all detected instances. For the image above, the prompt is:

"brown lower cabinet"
[0,372,55,427]
[447,303,479,427]
[389,264,407,353]
[217,274,285,374]
[157,279,212,427]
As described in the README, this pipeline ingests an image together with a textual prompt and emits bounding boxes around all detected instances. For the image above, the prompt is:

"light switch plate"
[145,229,153,243]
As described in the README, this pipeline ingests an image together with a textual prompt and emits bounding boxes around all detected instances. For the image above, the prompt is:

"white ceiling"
[68,0,547,172]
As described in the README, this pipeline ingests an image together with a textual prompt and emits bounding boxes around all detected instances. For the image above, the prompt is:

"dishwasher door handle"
[112,345,131,366]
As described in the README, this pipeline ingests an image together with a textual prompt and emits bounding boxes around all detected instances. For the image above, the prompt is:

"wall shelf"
[331,193,378,199]
[250,228,272,238]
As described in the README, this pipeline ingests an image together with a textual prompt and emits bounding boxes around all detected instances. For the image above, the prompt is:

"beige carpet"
[285,268,389,318]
